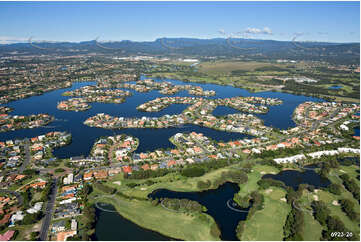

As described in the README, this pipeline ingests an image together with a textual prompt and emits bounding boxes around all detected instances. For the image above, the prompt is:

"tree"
[339,199,359,221]
[327,183,342,195]
[30,232,39,241]
[311,201,330,226]
[181,167,205,177]
[257,178,286,190]
[21,212,43,225]
[283,207,304,240]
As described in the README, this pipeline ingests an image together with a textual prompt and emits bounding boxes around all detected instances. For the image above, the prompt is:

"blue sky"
[0,1,359,44]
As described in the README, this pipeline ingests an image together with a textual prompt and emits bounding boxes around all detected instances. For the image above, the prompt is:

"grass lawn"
[241,187,290,241]
[91,188,220,241]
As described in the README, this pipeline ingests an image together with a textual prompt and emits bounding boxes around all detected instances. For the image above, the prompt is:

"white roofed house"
[251,148,261,154]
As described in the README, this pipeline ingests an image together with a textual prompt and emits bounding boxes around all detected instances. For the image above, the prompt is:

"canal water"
[0,76,323,158]
[148,182,247,241]
[94,203,173,241]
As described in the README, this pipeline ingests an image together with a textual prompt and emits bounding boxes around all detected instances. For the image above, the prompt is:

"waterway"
[148,182,248,241]
[0,76,323,158]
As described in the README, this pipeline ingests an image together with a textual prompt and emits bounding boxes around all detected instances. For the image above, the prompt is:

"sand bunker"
[265,188,273,194]
[332,200,340,206]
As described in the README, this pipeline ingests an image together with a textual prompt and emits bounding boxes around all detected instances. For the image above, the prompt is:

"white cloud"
[263,27,272,34]
[245,27,272,35]
[218,29,226,36]
[0,36,28,44]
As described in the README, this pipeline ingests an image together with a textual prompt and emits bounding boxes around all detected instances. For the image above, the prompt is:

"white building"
[308,150,339,159]
[71,219,77,231]
[274,154,306,164]
[338,147,360,154]
[63,173,74,185]
[10,211,24,225]
[340,124,349,131]
[26,202,43,214]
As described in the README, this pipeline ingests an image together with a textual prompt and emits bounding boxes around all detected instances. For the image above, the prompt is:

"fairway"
[302,212,322,240]
[241,187,291,241]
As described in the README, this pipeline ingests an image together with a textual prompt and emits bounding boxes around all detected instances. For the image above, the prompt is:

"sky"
[0,1,359,44]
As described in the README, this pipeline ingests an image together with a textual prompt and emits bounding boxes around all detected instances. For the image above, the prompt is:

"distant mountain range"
[0,37,359,65]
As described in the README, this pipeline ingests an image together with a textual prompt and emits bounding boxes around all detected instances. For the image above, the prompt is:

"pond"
[148,182,248,241]
[94,203,173,241]
[262,165,331,190]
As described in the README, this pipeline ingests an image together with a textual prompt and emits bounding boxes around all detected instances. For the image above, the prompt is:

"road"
[19,139,30,173]
[39,178,58,241]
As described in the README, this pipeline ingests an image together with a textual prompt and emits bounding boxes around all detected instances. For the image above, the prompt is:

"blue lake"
[328,85,342,90]
[0,76,323,159]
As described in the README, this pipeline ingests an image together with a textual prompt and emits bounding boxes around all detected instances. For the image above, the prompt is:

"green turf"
[302,212,323,241]
[240,187,290,241]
